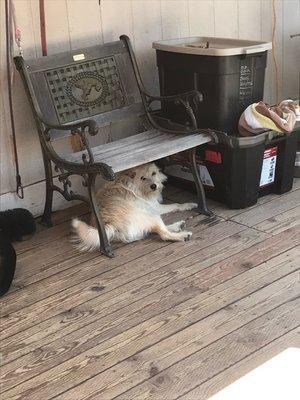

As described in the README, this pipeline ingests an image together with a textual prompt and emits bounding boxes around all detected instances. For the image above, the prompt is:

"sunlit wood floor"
[1,179,299,400]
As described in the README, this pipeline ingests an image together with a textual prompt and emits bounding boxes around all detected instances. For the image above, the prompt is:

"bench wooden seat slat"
[66,129,212,173]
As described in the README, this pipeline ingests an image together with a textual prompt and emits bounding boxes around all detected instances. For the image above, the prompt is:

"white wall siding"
[1,0,299,215]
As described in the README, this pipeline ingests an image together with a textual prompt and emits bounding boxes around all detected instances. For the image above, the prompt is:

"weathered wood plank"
[166,180,300,221]
[1,226,266,374]
[81,271,300,400]
[12,231,100,289]
[180,328,300,399]
[231,189,300,226]
[113,296,299,400]
[10,208,203,292]
[254,205,300,234]
[6,275,297,399]
[2,248,298,399]
[66,130,212,173]
[0,218,245,336]
[3,225,297,367]
[14,198,196,288]
[3,223,285,367]
[13,205,89,256]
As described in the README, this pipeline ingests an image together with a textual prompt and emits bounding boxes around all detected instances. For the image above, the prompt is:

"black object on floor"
[0,232,16,297]
[0,208,36,296]
[0,208,36,241]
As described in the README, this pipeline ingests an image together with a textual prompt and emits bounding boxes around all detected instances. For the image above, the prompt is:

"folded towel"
[238,100,298,137]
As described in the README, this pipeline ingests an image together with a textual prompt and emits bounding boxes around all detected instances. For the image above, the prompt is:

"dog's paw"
[180,202,198,211]
[179,220,186,230]
[179,230,192,241]
[169,220,186,232]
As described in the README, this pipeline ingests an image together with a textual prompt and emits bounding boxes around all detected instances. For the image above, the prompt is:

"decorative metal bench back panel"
[23,41,143,128]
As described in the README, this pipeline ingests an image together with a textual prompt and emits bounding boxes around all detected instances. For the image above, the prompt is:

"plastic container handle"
[243,45,270,55]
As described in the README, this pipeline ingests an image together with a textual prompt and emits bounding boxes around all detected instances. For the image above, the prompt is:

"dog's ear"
[126,170,136,179]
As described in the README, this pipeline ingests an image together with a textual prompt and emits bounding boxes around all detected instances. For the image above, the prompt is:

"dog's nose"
[150,184,157,190]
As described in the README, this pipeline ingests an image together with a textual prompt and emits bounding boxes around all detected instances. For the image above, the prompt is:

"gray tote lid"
[153,36,272,56]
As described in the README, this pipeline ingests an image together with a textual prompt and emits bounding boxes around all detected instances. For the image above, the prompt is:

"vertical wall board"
[100,0,138,143]
[1,0,43,192]
[238,0,262,40]
[263,0,283,104]
[9,74,45,186]
[131,0,162,94]
[101,0,134,43]
[30,0,42,57]
[67,0,102,50]
[261,0,274,103]
[274,0,283,102]
[214,0,239,38]
[282,0,300,99]
[0,96,15,195]
[44,0,70,54]
[13,0,38,58]
[161,0,189,39]
[188,0,215,36]
[110,118,144,142]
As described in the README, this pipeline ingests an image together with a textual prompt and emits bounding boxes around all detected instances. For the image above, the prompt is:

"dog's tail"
[71,218,115,251]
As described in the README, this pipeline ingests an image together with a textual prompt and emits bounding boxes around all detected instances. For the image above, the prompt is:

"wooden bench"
[15,35,215,257]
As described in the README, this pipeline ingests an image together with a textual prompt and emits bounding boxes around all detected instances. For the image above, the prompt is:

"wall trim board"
[0,177,83,217]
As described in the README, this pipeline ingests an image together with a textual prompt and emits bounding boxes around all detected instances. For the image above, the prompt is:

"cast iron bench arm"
[41,124,115,181]
[119,35,219,141]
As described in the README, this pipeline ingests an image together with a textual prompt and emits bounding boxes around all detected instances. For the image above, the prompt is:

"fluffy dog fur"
[72,163,198,251]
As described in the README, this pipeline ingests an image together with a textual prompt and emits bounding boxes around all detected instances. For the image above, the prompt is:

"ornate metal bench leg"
[41,152,54,227]
[87,175,115,258]
[189,148,213,217]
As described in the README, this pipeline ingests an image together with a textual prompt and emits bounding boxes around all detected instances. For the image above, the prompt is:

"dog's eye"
[141,176,146,180]
[152,172,156,176]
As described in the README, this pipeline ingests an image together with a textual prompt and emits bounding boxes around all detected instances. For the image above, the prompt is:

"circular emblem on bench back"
[66,72,109,107]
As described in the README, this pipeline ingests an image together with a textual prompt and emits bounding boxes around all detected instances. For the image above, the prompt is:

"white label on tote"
[260,147,277,187]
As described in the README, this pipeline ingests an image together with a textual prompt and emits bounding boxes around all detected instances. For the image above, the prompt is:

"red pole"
[39,0,47,56]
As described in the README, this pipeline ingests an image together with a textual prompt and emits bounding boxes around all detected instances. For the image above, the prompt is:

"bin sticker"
[259,147,277,187]
[199,165,215,187]
[164,164,214,188]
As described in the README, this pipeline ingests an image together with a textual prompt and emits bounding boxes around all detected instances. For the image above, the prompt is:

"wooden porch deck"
[1,180,299,400]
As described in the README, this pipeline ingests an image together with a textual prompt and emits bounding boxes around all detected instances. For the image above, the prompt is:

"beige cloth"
[238,100,298,137]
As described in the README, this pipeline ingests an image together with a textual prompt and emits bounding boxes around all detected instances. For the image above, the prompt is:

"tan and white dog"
[72,163,197,251]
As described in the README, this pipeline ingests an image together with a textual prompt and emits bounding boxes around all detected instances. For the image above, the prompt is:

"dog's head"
[119,163,167,199]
